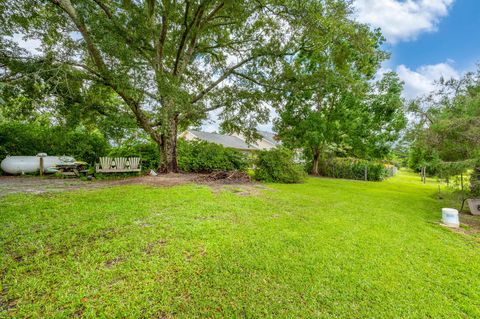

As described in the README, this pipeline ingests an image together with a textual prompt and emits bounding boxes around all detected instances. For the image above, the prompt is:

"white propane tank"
[1,156,40,174]
[0,155,75,175]
[442,208,459,228]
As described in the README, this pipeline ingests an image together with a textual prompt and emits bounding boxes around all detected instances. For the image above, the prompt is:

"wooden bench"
[95,157,141,173]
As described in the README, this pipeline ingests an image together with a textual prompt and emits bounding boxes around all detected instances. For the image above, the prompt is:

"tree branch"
[232,71,282,91]
[190,55,258,103]
[173,1,206,76]
[199,2,225,29]
[90,0,154,66]
[92,0,112,18]
[50,0,161,142]
[177,103,223,122]
[176,2,227,76]
[50,0,106,72]
[107,83,162,143]
[156,0,170,72]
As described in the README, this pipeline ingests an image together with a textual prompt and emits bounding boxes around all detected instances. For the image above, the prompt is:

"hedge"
[319,157,390,181]
[0,122,109,165]
[108,142,160,170]
[108,139,249,173]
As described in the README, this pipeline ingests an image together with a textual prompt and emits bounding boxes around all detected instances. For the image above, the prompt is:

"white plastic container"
[442,208,459,228]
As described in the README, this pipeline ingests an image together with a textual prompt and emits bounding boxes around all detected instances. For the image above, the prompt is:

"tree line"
[406,67,480,195]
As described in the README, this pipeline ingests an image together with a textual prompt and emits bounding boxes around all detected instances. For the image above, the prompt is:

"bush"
[109,141,160,170]
[177,139,248,172]
[254,148,306,183]
[107,139,249,172]
[318,157,389,181]
[49,129,109,165]
[0,122,109,165]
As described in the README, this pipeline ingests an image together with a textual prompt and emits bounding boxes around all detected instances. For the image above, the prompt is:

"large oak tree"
[2,0,312,172]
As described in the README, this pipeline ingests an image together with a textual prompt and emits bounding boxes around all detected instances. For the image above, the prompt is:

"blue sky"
[354,0,480,99]
[388,0,480,71]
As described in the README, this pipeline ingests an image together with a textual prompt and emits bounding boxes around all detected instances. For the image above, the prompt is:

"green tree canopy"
[407,67,480,193]
[408,68,480,165]
[273,26,406,175]
[1,0,336,172]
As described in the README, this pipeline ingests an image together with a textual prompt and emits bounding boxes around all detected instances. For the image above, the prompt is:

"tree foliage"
[0,121,109,165]
[274,43,406,175]
[1,0,327,172]
[1,0,409,174]
[0,38,139,143]
[408,68,480,165]
[270,3,406,175]
[253,148,305,183]
[407,67,480,193]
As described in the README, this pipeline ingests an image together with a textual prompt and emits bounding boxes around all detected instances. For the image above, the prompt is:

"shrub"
[109,141,159,170]
[319,157,389,181]
[254,148,306,183]
[177,139,248,172]
[108,139,249,172]
[0,122,109,165]
[49,128,109,165]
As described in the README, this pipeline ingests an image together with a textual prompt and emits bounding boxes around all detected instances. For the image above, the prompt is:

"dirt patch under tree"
[0,172,255,197]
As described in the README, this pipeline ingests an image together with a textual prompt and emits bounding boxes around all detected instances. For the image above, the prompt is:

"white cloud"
[394,61,459,99]
[354,0,454,43]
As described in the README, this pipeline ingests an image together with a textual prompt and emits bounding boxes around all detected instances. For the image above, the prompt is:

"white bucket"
[442,208,459,228]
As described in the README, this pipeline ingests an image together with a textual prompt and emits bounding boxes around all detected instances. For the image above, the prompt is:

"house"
[179,130,279,151]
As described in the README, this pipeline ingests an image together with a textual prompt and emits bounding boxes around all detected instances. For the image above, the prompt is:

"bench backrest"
[96,157,141,172]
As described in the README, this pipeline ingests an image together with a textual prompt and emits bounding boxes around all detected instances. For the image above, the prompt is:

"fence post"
[364,165,368,181]
[39,157,43,177]
[460,173,465,211]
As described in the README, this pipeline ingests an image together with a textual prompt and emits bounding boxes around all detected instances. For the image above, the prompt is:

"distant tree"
[408,67,480,193]
[274,30,406,175]
[408,68,480,162]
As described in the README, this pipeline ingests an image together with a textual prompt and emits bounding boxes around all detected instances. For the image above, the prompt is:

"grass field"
[1,170,480,318]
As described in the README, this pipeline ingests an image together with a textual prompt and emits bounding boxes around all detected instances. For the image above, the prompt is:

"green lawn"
[1,170,480,318]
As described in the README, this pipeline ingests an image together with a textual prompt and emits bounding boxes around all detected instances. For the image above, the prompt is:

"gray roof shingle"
[188,130,259,150]
[257,130,279,145]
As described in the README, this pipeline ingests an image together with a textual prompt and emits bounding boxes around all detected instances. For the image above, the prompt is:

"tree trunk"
[158,117,179,173]
[311,148,320,175]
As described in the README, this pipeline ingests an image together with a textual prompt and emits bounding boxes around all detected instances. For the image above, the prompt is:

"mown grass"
[1,170,480,318]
